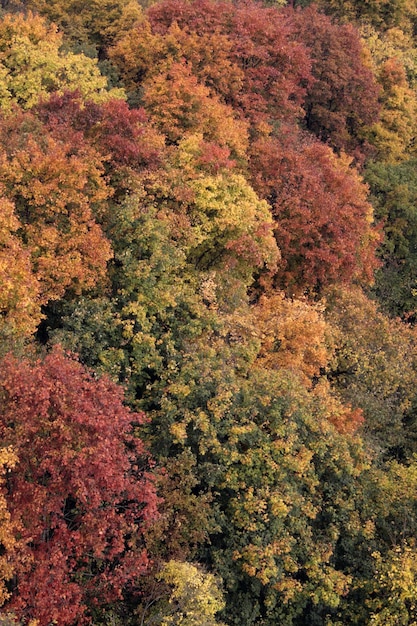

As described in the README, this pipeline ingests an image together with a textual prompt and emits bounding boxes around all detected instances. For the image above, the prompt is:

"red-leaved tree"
[287,4,380,160]
[0,347,159,625]
[250,129,380,293]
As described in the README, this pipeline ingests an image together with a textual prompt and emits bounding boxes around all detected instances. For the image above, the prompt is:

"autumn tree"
[360,26,417,162]
[0,108,112,303]
[364,461,417,624]
[250,292,328,387]
[4,3,415,625]
[140,561,226,626]
[0,447,18,609]
[34,116,376,622]
[50,214,366,624]
[361,25,417,89]
[0,12,124,112]
[41,161,278,605]
[335,458,417,624]
[142,61,248,161]
[325,285,417,456]
[287,4,380,159]
[48,164,277,392]
[249,129,380,294]
[142,323,369,625]
[0,193,41,338]
[35,91,165,201]
[367,58,417,162]
[0,347,158,626]
[365,543,417,625]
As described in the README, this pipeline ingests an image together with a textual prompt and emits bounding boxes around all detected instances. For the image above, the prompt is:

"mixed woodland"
[2,0,417,623]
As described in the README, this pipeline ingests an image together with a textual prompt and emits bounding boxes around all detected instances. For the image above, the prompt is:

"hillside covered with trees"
[1,0,417,623]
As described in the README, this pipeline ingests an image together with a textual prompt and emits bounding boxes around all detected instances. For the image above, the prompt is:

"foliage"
[325,286,417,456]
[0,0,416,624]
[142,451,214,563]
[149,561,226,626]
[0,12,124,112]
[335,459,417,624]
[361,25,417,89]
[365,158,417,317]
[186,171,278,280]
[0,347,158,625]
[35,92,164,176]
[361,27,417,162]
[0,108,112,303]
[315,0,417,33]
[287,4,380,159]
[142,61,248,160]
[22,0,142,53]
[0,446,18,608]
[251,292,328,387]
[0,194,41,337]
[369,58,417,162]
[367,543,417,625]
[110,0,311,128]
[152,343,369,624]
[250,129,380,293]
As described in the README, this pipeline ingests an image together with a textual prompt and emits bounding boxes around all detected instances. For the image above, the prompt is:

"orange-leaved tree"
[0,193,41,338]
[0,109,112,303]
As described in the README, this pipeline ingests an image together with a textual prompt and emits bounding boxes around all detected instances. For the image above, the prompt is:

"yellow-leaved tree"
[0,12,124,111]
[141,561,226,626]
[0,447,19,608]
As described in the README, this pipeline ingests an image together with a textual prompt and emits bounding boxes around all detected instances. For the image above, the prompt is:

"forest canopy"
[1,0,417,624]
